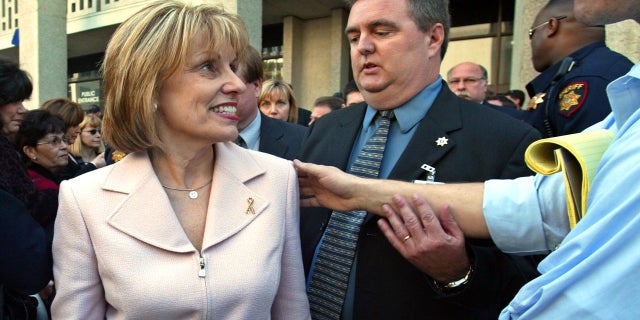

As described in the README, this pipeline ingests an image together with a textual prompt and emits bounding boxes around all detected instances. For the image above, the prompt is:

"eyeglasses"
[448,77,485,86]
[37,135,67,148]
[529,15,567,39]
[83,129,101,135]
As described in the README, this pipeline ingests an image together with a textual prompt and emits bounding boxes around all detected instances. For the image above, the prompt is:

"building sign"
[69,80,101,110]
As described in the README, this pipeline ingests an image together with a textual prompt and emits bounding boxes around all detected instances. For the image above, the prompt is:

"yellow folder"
[524,130,614,229]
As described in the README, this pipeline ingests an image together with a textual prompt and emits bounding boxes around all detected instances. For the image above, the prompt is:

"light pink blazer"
[52,142,310,319]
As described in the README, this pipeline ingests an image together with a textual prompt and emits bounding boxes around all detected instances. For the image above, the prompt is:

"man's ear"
[253,79,263,98]
[426,23,445,60]
[547,18,562,38]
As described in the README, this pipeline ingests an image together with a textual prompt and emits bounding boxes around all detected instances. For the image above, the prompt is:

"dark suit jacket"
[258,113,307,160]
[297,108,312,127]
[0,188,51,295]
[298,83,542,319]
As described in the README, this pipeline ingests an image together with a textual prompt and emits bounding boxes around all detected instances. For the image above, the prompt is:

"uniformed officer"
[524,0,633,137]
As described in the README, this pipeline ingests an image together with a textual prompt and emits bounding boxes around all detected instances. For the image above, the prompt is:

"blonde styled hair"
[101,0,249,153]
[70,115,105,158]
[259,79,299,124]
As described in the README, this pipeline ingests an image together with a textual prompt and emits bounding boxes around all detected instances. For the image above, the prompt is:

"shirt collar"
[363,77,443,132]
[239,112,261,150]
[608,62,640,129]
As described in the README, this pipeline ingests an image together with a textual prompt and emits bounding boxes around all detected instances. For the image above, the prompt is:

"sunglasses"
[528,15,567,39]
[83,129,102,135]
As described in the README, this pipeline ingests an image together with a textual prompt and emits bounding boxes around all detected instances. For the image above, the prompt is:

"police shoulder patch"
[557,82,588,117]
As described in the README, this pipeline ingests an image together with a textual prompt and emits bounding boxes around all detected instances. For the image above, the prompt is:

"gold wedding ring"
[402,235,411,243]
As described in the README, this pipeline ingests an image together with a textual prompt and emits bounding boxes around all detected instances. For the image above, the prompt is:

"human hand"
[91,152,107,168]
[293,160,363,212]
[378,194,470,283]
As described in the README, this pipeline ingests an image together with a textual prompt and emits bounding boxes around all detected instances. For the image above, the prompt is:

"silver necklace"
[161,179,213,199]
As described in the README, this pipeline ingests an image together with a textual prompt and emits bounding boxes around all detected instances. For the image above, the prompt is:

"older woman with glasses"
[69,115,106,167]
[15,110,69,190]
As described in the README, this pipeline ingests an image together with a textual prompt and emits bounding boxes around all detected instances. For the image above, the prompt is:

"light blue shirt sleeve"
[500,63,640,319]
[483,112,617,255]
[483,174,568,255]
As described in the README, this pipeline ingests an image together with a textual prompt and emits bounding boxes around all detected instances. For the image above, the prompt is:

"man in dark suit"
[298,0,542,319]
[236,46,306,160]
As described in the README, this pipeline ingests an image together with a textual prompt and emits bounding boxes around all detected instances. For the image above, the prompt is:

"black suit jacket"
[297,108,312,127]
[0,188,52,295]
[258,113,307,160]
[298,83,542,319]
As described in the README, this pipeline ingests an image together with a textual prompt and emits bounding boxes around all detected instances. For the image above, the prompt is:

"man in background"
[309,96,343,125]
[235,46,306,160]
[447,61,491,104]
[342,80,364,107]
[447,61,527,120]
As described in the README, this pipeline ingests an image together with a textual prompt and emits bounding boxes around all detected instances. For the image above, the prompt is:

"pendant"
[189,190,199,199]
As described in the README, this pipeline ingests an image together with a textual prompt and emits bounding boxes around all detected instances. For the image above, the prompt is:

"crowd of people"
[1,0,639,318]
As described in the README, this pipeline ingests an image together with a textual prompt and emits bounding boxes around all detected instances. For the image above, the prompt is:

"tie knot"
[236,136,248,148]
[379,110,392,119]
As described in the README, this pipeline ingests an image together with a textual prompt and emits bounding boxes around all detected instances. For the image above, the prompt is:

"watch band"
[433,264,474,291]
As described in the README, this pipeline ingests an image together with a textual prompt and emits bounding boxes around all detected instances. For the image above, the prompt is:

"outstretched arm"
[293,160,489,238]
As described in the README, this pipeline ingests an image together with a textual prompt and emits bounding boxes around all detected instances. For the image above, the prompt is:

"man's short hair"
[345,0,451,58]
[343,80,360,98]
[313,96,344,111]
[238,46,263,83]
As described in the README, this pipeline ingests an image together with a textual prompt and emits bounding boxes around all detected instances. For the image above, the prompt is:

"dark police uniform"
[524,41,633,137]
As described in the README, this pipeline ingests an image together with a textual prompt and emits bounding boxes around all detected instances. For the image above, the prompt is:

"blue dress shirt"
[238,112,261,151]
[500,63,640,318]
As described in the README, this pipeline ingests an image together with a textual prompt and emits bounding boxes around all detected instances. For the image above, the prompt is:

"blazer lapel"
[105,152,194,253]
[389,85,462,181]
[201,142,269,249]
[104,144,271,253]
[259,113,287,157]
[325,104,367,170]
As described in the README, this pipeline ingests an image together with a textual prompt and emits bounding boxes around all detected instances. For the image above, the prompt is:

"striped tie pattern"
[308,110,392,319]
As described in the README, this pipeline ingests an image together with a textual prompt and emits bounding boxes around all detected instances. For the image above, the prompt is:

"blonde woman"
[259,79,299,124]
[69,115,105,166]
[51,1,310,319]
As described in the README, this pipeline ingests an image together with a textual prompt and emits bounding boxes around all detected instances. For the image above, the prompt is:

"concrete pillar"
[19,0,67,109]
[283,16,304,92]
[219,0,263,51]
[510,0,546,95]
[330,8,349,97]
[606,19,640,63]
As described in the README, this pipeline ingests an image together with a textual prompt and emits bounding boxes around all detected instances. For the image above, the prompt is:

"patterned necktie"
[236,136,248,148]
[308,110,392,319]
